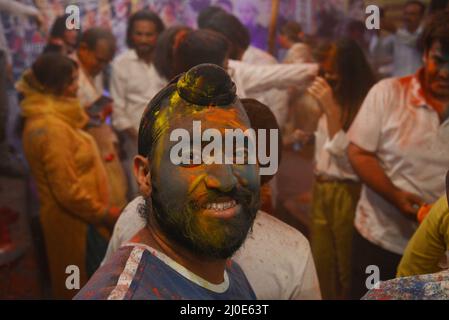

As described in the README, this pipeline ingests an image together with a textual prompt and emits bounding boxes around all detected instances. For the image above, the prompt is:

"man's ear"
[134,155,152,197]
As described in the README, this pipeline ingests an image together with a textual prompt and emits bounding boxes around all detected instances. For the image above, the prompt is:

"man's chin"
[136,46,153,54]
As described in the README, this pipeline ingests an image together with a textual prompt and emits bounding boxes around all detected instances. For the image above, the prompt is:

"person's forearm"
[325,108,342,140]
[348,143,399,205]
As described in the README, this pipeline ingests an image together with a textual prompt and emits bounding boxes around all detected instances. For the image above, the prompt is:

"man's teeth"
[205,200,237,211]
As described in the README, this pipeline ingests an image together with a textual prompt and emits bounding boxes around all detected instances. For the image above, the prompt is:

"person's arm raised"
[231,60,318,94]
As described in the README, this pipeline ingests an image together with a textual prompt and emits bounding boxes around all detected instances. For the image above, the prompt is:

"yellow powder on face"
[196,215,227,247]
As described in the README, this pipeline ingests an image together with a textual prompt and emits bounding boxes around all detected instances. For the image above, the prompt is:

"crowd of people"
[1,0,449,300]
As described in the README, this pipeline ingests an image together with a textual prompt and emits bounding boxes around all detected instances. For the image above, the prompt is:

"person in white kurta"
[102,196,322,300]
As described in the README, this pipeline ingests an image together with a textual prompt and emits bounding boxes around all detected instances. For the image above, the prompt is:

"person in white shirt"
[306,39,376,300]
[199,11,317,128]
[347,10,449,299]
[393,1,426,77]
[72,28,128,213]
[110,10,165,198]
[70,28,128,274]
[368,7,395,79]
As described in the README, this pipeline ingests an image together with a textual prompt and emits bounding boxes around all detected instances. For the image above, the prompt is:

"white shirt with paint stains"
[347,71,449,255]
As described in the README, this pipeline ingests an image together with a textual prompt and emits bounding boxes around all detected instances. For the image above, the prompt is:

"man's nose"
[204,164,238,193]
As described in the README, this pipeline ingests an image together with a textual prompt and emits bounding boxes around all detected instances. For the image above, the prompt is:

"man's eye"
[234,148,249,164]
[180,148,202,167]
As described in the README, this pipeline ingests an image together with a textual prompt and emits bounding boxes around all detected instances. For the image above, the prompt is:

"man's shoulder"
[112,49,137,67]
[364,76,411,103]
[74,246,139,300]
[243,46,277,65]
[244,211,311,255]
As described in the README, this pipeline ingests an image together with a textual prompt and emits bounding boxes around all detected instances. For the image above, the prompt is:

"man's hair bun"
[176,63,236,106]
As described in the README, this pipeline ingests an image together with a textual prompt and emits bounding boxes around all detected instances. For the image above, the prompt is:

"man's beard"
[142,184,260,260]
[135,44,154,56]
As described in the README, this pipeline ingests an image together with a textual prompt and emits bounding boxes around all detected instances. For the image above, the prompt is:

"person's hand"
[307,77,340,116]
[391,189,423,220]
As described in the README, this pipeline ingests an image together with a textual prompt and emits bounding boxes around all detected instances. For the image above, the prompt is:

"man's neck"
[130,224,227,285]
[136,51,152,65]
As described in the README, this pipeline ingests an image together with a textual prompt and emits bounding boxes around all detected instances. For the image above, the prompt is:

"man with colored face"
[75,64,259,300]
[111,10,165,198]
[347,10,449,299]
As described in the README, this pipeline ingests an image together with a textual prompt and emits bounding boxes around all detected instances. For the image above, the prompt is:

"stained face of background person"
[78,39,115,77]
[144,99,261,260]
[131,20,159,57]
[403,2,425,32]
[424,41,449,100]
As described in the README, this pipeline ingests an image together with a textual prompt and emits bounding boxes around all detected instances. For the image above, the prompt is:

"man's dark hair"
[138,64,237,158]
[280,21,303,43]
[154,28,229,81]
[200,12,250,59]
[421,9,449,53]
[405,0,427,14]
[197,6,226,28]
[80,27,116,51]
[172,30,230,78]
[126,10,165,48]
[153,26,193,80]
[32,53,78,96]
[241,98,282,185]
[49,14,78,38]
